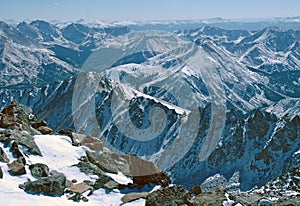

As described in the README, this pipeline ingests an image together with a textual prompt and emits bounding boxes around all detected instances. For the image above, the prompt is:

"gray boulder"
[10,131,42,156]
[19,171,66,196]
[0,147,9,163]
[75,160,113,191]
[29,163,50,178]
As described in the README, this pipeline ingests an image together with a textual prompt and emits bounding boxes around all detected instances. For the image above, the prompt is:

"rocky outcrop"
[75,157,114,191]
[103,180,119,190]
[58,128,74,136]
[124,154,171,187]
[0,101,42,156]
[29,163,50,178]
[145,186,236,206]
[69,133,104,151]
[37,126,52,134]
[0,100,38,134]
[0,147,9,163]
[19,171,66,196]
[31,121,47,129]
[65,182,93,202]
[66,182,92,194]
[0,167,3,179]
[65,181,93,202]
[145,185,192,206]
[189,186,202,195]
[4,131,42,156]
[31,120,52,134]
[11,141,24,159]
[7,157,26,175]
[85,149,171,189]
[93,150,130,175]
[190,187,227,206]
[0,113,15,129]
[121,192,149,204]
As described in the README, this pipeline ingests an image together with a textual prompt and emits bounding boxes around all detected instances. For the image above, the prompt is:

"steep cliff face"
[170,108,299,190]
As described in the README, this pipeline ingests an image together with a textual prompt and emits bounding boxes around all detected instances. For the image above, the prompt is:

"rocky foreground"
[0,100,299,205]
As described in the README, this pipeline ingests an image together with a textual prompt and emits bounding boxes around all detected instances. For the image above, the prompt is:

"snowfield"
[0,135,145,206]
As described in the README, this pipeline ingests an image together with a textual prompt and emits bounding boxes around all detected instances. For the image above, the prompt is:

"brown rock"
[0,113,16,129]
[38,126,52,135]
[90,150,170,188]
[189,186,202,195]
[123,154,171,187]
[121,192,149,204]
[1,100,16,116]
[81,136,104,151]
[58,128,74,136]
[7,157,26,175]
[66,182,92,194]
[70,133,103,151]
[31,121,47,129]
[104,180,119,190]
[0,100,33,130]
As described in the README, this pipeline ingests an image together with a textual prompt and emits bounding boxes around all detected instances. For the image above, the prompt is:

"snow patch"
[105,172,133,185]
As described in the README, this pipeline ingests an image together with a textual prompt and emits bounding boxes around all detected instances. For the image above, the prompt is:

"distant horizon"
[2,16,300,25]
[1,0,299,22]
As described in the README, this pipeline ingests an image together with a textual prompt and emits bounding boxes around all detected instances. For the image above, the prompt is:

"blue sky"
[1,0,299,21]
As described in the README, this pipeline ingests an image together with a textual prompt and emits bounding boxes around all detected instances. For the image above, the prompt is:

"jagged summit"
[0,100,52,135]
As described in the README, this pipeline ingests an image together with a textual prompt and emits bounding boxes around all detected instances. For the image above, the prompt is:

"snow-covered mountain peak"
[0,20,299,203]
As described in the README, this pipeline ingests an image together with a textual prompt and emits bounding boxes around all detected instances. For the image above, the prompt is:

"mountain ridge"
[0,19,299,198]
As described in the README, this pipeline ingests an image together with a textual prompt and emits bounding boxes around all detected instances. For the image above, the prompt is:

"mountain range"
[0,18,299,205]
